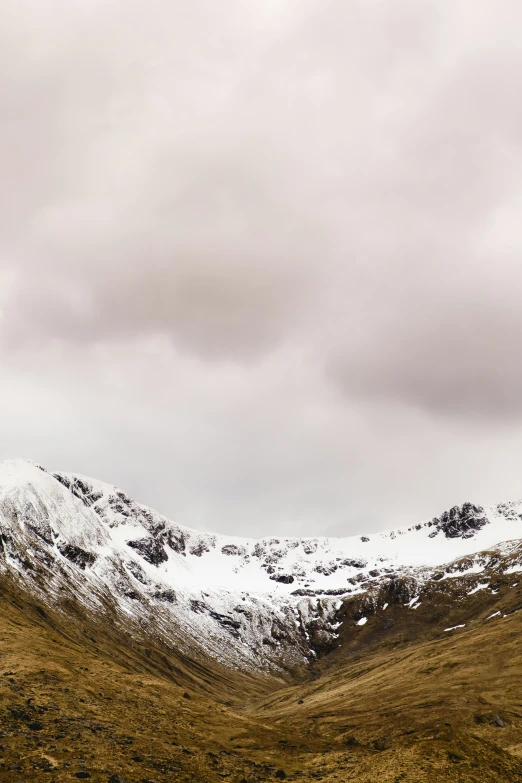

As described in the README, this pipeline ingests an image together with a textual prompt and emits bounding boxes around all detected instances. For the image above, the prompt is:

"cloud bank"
[2,0,522,535]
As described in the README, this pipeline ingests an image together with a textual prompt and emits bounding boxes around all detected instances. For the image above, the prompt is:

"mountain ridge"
[2,458,522,780]
[1,457,522,675]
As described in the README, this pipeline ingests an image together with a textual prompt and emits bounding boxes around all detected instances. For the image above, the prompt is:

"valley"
[0,459,521,781]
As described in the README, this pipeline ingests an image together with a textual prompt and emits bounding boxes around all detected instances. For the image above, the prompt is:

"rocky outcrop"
[126,537,168,566]
[432,503,488,539]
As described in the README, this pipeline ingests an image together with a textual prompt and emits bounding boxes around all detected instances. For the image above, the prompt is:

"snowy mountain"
[1,458,522,674]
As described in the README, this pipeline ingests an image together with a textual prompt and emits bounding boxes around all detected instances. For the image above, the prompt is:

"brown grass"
[1,568,522,781]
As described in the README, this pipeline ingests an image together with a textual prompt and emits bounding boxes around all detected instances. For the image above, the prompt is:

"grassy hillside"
[1,567,522,781]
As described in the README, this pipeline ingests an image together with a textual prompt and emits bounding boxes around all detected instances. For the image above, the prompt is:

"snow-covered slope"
[1,458,521,673]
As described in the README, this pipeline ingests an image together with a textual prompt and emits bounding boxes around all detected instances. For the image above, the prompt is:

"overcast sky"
[2,1,522,537]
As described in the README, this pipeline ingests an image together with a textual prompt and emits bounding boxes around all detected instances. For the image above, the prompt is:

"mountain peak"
[0,459,521,673]
[0,456,47,478]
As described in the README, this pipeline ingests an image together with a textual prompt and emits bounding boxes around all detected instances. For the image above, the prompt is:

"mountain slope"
[2,458,522,780]
[3,582,522,783]
[1,458,522,674]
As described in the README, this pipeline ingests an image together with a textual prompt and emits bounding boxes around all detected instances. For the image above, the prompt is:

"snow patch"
[468,583,489,595]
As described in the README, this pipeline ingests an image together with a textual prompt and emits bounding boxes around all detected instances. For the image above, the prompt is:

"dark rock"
[209,610,241,635]
[383,576,417,605]
[475,711,505,727]
[344,736,360,747]
[269,574,295,584]
[127,537,168,566]
[302,540,318,555]
[314,564,337,576]
[126,560,149,584]
[298,699,304,704]
[74,774,92,780]
[234,605,253,619]
[57,542,97,570]
[434,503,488,539]
[448,752,464,763]
[164,529,186,554]
[190,598,209,613]
[108,776,127,783]
[275,771,287,779]
[189,540,210,556]
[341,558,367,569]
[27,720,43,730]
[183,692,191,699]
[152,589,176,603]
[53,474,103,507]
[10,707,28,720]
[8,764,22,770]
[373,738,392,751]
[221,544,241,556]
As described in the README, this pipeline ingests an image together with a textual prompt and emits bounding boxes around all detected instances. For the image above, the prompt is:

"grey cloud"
[331,299,522,419]
[2,1,522,536]
[0,0,461,361]
[4,337,522,538]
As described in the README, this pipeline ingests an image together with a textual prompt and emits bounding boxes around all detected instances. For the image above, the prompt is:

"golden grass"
[1,568,522,781]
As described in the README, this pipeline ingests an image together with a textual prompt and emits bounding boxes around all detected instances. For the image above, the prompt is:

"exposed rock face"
[270,574,294,584]
[381,576,418,605]
[432,503,489,539]
[153,588,176,603]
[221,544,241,556]
[53,473,104,508]
[127,537,168,566]
[57,543,97,570]
[189,540,210,557]
[342,558,367,569]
